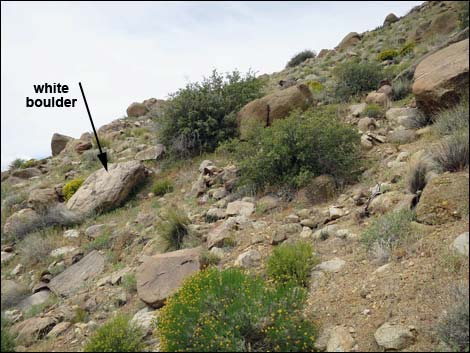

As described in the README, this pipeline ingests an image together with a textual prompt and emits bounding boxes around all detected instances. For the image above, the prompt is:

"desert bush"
[63,178,84,201]
[362,104,383,118]
[399,42,416,56]
[392,77,412,100]
[333,60,383,101]
[151,179,174,196]
[157,268,317,352]
[85,232,111,252]
[306,80,324,93]
[159,70,263,157]
[361,209,415,259]
[84,314,144,352]
[286,50,316,68]
[121,273,137,293]
[437,284,469,352]
[406,156,435,194]
[157,207,191,251]
[8,158,26,170]
[1,315,15,353]
[231,108,361,192]
[432,132,469,172]
[199,249,221,268]
[18,229,59,266]
[432,100,469,137]
[459,1,469,29]
[376,49,399,61]
[267,241,318,287]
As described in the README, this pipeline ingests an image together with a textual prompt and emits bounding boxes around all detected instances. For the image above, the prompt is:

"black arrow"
[78,82,108,171]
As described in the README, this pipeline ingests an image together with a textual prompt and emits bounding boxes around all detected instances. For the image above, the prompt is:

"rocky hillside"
[1,1,469,352]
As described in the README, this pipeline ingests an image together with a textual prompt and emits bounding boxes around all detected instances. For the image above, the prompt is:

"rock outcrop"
[51,133,73,156]
[237,84,312,139]
[412,39,469,115]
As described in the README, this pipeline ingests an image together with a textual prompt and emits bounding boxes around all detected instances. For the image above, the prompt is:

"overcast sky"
[1,1,422,170]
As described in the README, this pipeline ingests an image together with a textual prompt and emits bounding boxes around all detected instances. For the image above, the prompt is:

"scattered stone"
[207,223,232,249]
[451,232,469,257]
[388,129,417,144]
[206,208,226,222]
[131,307,158,336]
[374,322,416,350]
[329,206,345,220]
[285,214,300,223]
[358,117,377,132]
[226,201,255,217]
[85,224,107,238]
[137,247,202,308]
[63,229,80,238]
[50,246,77,258]
[300,227,313,239]
[11,316,58,346]
[46,321,71,339]
[257,195,280,212]
[365,92,389,107]
[315,258,345,273]
[349,103,367,117]
[327,326,355,352]
[234,250,261,268]
[300,218,318,229]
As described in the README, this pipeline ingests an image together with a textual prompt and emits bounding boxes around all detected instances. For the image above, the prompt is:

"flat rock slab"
[17,290,52,313]
[47,250,104,297]
[66,161,146,216]
[137,247,201,308]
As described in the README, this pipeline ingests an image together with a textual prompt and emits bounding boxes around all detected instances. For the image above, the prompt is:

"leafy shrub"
[199,249,221,268]
[286,50,316,68]
[306,80,324,93]
[157,268,317,352]
[1,315,15,353]
[437,284,469,352]
[84,314,144,352]
[459,1,469,29]
[151,179,174,196]
[159,70,263,157]
[63,178,84,201]
[432,100,469,137]
[121,273,137,293]
[432,132,469,172]
[392,77,412,100]
[231,108,361,192]
[399,42,415,56]
[361,209,415,259]
[376,49,399,61]
[8,158,26,170]
[333,60,383,101]
[267,241,317,287]
[157,207,190,251]
[362,104,383,118]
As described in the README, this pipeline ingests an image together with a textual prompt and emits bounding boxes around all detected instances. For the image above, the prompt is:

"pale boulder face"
[51,133,73,156]
[136,247,202,308]
[336,32,361,51]
[66,161,147,216]
[134,144,166,161]
[383,13,399,26]
[126,102,149,117]
[374,322,416,350]
[412,39,469,115]
[3,208,41,237]
[237,84,313,139]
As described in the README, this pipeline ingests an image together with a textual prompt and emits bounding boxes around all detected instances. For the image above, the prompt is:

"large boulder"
[27,188,59,212]
[374,322,416,350]
[336,32,361,51]
[412,40,469,115]
[17,290,52,313]
[237,84,312,139]
[11,167,42,179]
[11,316,58,346]
[47,250,105,297]
[51,133,73,156]
[137,247,202,308]
[383,13,399,26]
[126,102,149,117]
[3,208,42,237]
[66,161,147,216]
[416,172,469,225]
[1,280,28,308]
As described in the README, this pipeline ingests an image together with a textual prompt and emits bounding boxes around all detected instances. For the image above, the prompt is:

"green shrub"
[159,70,263,157]
[286,50,316,68]
[85,232,111,251]
[437,284,469,352]
[459,1,469,29]
[1,315,15,353]
[362,104,383,118]
[72,307,89,324]
[121,273,137,293]
[399,42,415,56]
[361,209,415,257]
[199,249,221,268]
[157,268,317,352]
[8,158,26,170]
[392,77,412,100]
[231,108,361,192]
[333,60,383,101]
[84,314,144,352]
[267,241,317,287]
[432,132,469,172]
[306,80,324,93]
[157,207,191,251]
[63,178,84,201]
[432,100,469,137]
[376,49,399,61]
[151,179,174,196]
